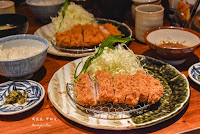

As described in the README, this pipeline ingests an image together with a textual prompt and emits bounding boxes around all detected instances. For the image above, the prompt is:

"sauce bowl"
[144,26,200,65]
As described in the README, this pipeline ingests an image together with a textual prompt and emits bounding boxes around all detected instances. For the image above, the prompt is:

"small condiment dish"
[144,26,200,65]
[0,80,45,115]
[188,62,200,85]
[0,34,49,80]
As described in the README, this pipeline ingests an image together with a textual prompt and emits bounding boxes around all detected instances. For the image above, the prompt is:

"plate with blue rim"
[188,62,200,85]
[0,80,45,115]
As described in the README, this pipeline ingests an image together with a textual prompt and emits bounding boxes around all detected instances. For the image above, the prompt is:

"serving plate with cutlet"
[47,55,190,130]
[34,18,132,57]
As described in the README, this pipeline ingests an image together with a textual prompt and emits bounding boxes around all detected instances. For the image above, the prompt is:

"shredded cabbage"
[86,44,144,78]
[51,2,97,33]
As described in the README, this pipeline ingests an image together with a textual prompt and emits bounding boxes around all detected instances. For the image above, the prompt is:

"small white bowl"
[0,34,49,80]
[26,0,65,24]
[144,26,200,65]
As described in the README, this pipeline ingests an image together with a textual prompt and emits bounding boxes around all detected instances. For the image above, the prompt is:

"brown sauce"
[158,42,188,48]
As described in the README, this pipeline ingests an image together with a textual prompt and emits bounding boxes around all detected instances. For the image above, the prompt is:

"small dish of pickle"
[0,80,45,115]
[3,90,29,105]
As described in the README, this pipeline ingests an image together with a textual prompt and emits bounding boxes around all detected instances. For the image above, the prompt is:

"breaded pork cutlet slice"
[146,74,163,104]
[82,24,105,47]
[55,31,71,47]
[74,73,97,106]
[135,71,150,102]
[98,25,111,39]
[99,23,121,39]
[95,70,114,102]
[70,24,83,47]
[125,74,140,106]
[135,71,163,104]
[98,23,121,39]
[103,23,121,35]
[113,74,127,104]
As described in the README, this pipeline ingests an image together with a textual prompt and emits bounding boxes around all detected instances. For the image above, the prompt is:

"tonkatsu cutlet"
[73,73,97,106]
[112,73,141,106]
[133,71,163,104]
[109,70,163,105]
[102,23,121,36]
[125,74,140,106]
[82,24,105,47]
[55,23,121,48]
[95,70,114,102]
[55,31,71,47]
[98,23,121,39]
[146,74,163,104]
[136,71,150,102]
[112,74,127,104]
[70,24,83,47]
[73,70,163,107]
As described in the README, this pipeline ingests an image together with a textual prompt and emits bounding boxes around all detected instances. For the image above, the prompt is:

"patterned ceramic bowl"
[0,34,49,80]
[144,26,200,65]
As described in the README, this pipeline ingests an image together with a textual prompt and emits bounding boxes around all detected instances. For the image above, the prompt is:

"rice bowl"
[0,34,49,80]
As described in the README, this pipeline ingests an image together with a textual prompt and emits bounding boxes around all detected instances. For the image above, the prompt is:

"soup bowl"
[0,14,28,38]
[144,26,200,65]
[0,34,49,80]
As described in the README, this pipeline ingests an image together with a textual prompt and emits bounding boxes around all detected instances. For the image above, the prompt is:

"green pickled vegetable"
[3,90,29,105]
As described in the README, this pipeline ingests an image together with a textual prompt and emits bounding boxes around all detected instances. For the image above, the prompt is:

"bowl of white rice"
[0,34,49,80]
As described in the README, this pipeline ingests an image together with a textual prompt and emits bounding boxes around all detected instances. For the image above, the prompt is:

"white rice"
[0,45,43,60]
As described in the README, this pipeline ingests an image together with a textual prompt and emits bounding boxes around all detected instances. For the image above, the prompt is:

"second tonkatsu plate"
[34,18,132,57]
[52,18,132,53]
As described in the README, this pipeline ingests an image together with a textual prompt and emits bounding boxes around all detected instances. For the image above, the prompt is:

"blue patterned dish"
[0,80,45,115]
[188,62,200,85]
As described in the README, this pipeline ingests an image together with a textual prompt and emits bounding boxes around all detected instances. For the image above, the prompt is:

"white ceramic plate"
[34,18,132,57]
[47,55,190,130]
[0,80,45,115]
[188,62,200,85]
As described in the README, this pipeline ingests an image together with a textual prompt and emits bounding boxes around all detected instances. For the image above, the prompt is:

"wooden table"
[0,4,200,134]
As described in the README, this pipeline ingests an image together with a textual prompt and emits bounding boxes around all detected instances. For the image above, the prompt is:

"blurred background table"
[0,2,200,134]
